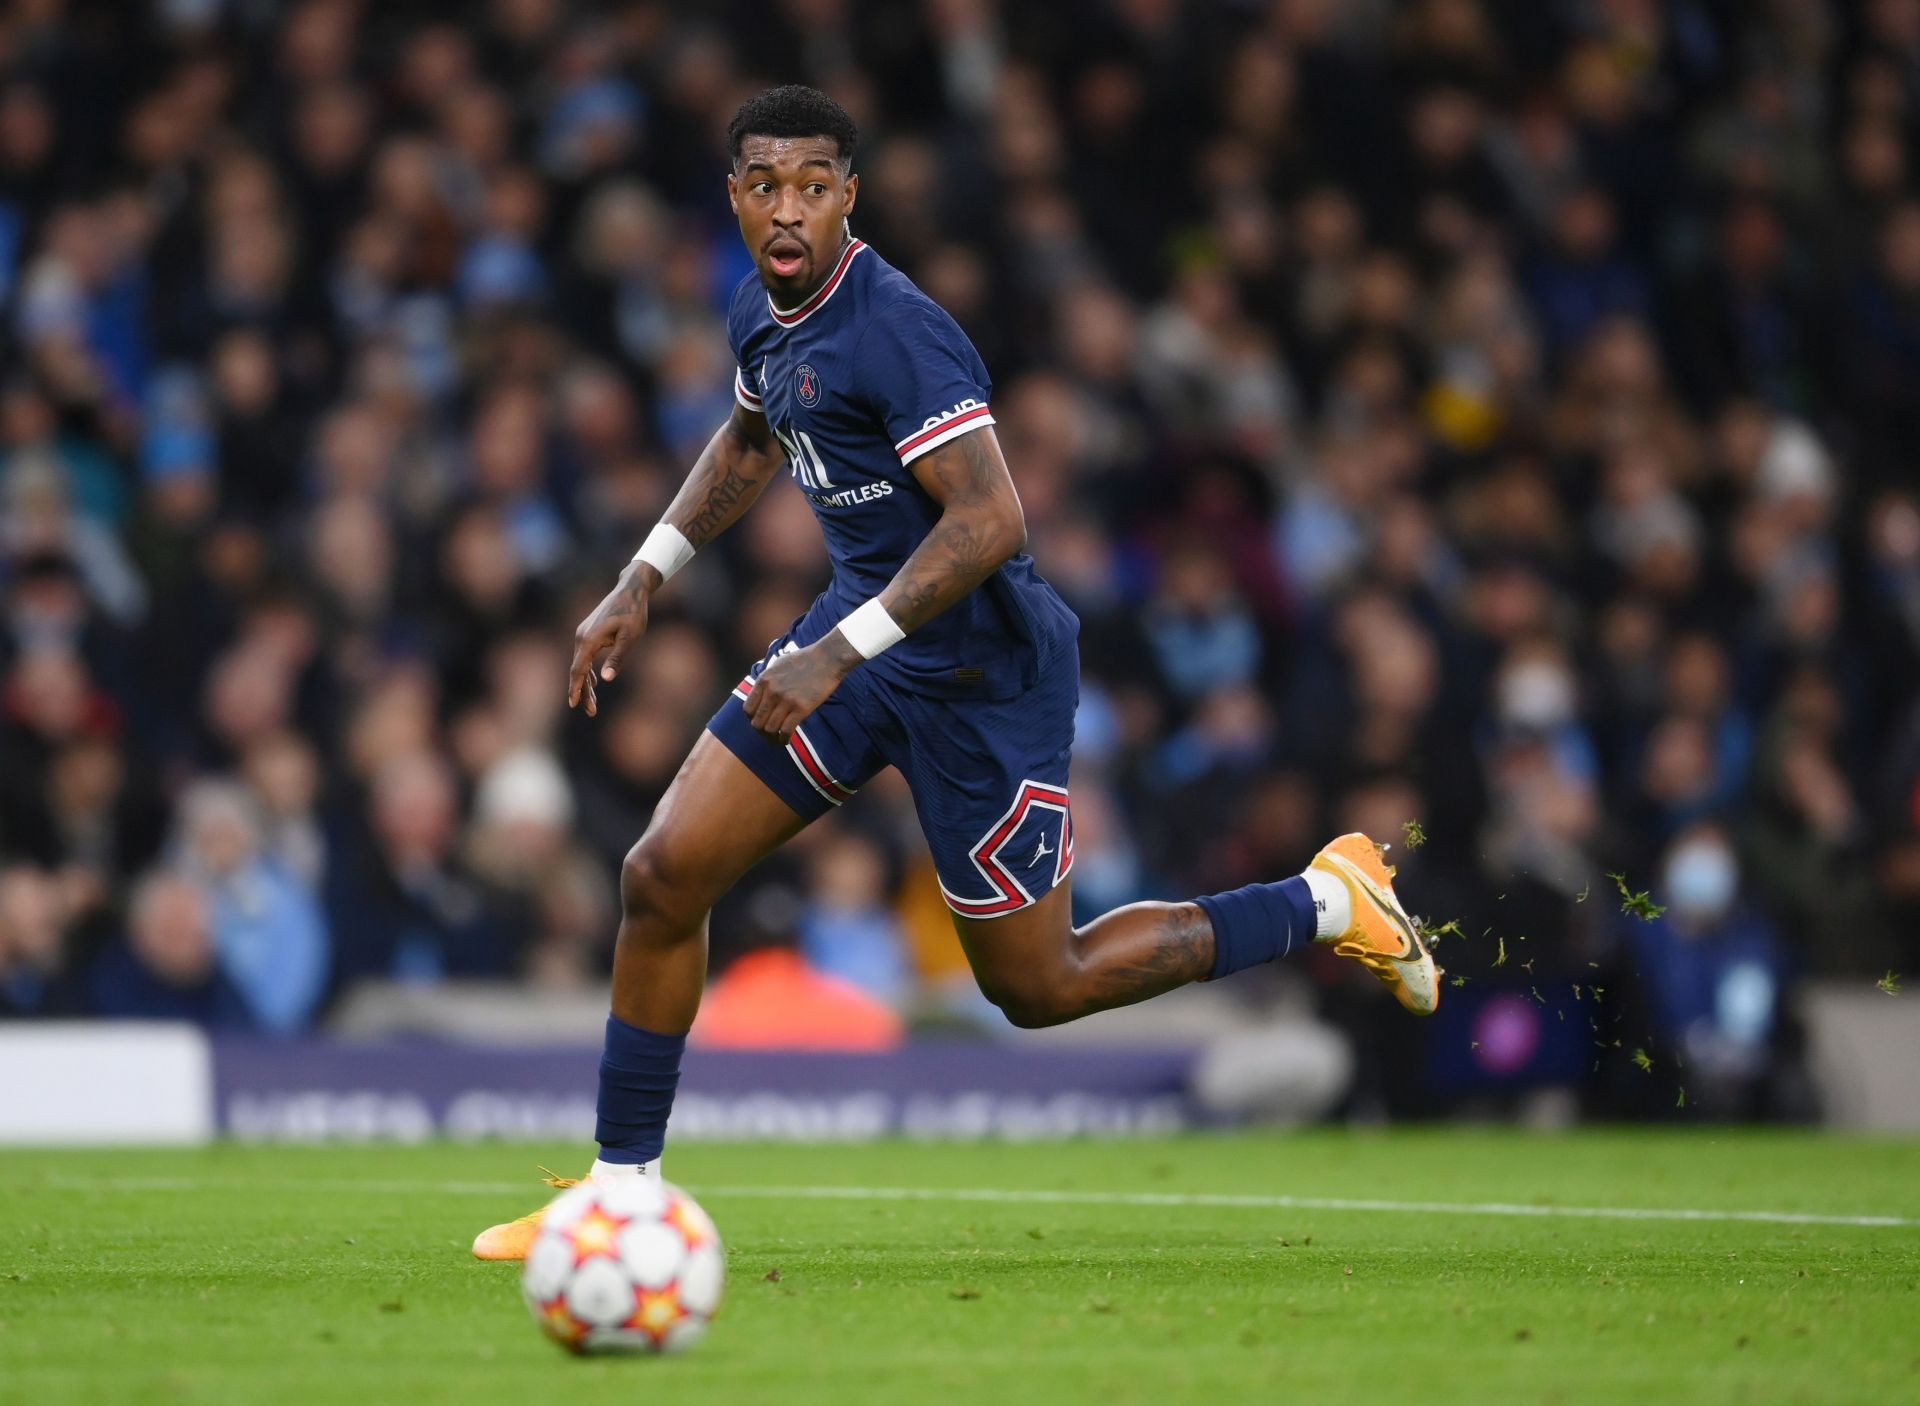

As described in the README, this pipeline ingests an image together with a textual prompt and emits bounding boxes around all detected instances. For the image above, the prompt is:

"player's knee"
[996,999,1064,1030]
[977,967,1077,1029]
[618,837,699,930]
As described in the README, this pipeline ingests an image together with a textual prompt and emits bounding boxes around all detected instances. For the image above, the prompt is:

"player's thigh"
[625,729,812,910]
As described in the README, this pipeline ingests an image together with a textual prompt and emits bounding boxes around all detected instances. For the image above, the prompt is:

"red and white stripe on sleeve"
[894,403,995,466]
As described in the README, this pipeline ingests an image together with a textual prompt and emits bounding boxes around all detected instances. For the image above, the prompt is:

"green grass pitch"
[2,1132,1915,1405]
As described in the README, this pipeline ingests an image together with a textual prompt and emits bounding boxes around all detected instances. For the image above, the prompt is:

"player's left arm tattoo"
[879,426,1027,634]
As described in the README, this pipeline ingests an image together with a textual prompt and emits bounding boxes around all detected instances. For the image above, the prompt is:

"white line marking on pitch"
[23,1176,1918,1228]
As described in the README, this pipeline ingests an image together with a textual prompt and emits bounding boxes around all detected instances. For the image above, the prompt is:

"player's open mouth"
[766,241,806,277]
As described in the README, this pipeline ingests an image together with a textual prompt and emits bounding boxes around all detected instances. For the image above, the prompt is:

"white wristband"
[838,598,906,660]
[632,523,695,583]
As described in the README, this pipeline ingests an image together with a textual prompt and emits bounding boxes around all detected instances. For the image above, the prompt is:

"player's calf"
[596,831,743,1181]
[960,891,1216,1028]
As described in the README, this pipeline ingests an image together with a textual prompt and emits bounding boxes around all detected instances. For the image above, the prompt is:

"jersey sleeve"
[725,276,766,414]
[732,365,763,414]
[854,298,995,466]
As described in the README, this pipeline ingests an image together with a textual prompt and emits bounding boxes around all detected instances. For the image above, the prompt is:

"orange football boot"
[1310,833,1439,1015]
[471,1171,580,1261]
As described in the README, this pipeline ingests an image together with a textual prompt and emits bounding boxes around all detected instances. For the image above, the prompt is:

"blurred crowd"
[1,0,1918,1117]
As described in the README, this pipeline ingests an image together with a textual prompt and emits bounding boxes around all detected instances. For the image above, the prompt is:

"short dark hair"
[727,85,858,171]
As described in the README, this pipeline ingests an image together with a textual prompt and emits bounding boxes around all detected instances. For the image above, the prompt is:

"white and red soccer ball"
[521,1178,725,1355]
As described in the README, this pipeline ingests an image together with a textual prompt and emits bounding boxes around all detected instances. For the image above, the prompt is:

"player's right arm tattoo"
[666,403,787,552]
[682,461,758,546]
[881,427,1026,634]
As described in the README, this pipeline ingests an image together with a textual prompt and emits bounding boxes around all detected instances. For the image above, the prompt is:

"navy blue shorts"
[707,637,1077,919]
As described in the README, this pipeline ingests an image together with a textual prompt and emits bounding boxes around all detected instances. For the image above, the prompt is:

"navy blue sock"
[594,1015,686,1164]
[1195,876,1318,980]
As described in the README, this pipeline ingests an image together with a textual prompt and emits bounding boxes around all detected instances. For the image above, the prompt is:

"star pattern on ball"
[536,1293,589,1347]
[565,1205,629,1266]
[663,1194,711,1249]
[625,1283,689,1345]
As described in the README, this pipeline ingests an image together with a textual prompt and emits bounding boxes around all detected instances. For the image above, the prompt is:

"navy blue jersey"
[726,238,1077,700]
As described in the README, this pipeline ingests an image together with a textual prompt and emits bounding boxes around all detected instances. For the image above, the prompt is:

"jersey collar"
[767,238,866,327]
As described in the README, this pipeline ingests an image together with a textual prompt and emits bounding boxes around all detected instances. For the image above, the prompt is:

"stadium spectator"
[1623,822,1796,1117]
[0,863,80,1017]
[326,749,512,985]
[88,870,252,1029]
[169,779,327,1033]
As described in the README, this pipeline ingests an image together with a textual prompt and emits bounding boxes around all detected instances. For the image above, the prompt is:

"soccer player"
[474,86,1435,1259]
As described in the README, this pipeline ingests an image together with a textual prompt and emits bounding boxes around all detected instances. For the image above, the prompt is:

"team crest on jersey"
[795,362,822,407]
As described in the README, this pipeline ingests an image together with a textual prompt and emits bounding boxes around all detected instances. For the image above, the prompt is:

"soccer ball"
[521,1177,725,1355]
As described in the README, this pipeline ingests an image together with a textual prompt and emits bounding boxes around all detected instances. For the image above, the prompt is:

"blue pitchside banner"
[212,1040,1199,1143]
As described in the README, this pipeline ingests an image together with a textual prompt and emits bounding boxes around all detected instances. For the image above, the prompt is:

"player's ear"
[841,170,858,219]
[726,170,739,215]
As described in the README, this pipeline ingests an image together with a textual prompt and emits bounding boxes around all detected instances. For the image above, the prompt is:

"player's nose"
[770,187,806,227]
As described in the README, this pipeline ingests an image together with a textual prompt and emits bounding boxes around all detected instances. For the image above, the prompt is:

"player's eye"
[806,183,827,196]
[752,181,773,195]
